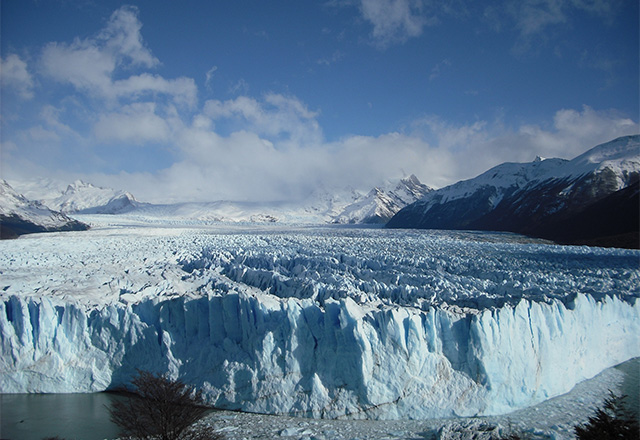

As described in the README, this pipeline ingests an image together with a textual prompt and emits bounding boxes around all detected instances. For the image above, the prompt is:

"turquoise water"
[0,392,122,440]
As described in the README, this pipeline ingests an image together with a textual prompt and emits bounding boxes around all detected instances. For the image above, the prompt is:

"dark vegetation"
[574,392,639,440]
[43,378,637,440]
[108,370,223,440]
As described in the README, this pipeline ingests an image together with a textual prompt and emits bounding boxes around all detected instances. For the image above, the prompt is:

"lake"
[0,392,122,440]
[0,359,637,440]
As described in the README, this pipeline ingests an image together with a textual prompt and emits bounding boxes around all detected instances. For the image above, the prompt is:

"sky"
[1,0,638,203]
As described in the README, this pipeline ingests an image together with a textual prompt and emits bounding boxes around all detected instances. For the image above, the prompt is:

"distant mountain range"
[34,180,141,214]
[387,135,640,248]
[0,180,89,238]
[4,135,638,247]
[2,175,432,233]
[105,174,432,224]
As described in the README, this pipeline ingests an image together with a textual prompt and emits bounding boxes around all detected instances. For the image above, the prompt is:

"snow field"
[1,224,639,420]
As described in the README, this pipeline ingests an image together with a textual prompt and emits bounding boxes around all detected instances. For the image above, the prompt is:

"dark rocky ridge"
[387,136,640,249]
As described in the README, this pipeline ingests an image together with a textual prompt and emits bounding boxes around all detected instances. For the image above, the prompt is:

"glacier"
[1,223,639,420]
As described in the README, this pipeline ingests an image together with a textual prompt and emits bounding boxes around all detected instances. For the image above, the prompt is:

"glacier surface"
[1,223,639,419]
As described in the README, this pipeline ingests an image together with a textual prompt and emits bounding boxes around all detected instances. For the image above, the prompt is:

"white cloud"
[27,126,61,143]
[98,5,159,68]
[317,50,344,66]
[205,66,218,90]
[429,59,452,81]
[112,74,197,108]
[228,78,249,95]
[40,6,196,108]
[515,105,638,159]
[41,41,115,95]
[203,93,322,146]
[40,105,84,141]
[359,0,434,47]
[489,0,624,52]
[5,5,636,204]
[94,103,173,144]
[8,91,637,204]
[509,0,567,37]
[1,54,35,99]
[405,106,638,187]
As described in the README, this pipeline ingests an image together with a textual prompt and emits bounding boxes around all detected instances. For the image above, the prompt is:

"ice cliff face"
[1,225,638,419]
[1,292,638,419]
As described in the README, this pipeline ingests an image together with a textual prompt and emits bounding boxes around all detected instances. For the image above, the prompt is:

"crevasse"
[1,292,638,419]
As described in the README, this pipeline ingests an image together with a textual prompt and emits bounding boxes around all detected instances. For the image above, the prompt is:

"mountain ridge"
[0,180,89,239]
[387,135,640,248]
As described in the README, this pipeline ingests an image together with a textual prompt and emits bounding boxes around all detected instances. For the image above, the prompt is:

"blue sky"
[1,0,638,203]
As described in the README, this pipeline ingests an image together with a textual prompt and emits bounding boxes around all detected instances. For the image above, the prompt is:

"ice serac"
[1,292,638,419]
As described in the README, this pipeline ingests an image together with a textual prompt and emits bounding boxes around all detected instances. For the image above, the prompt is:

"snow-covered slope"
[10,179,142,215]
[94,175,432,225]
[48,180,141,214]
[388,135,640,247]
[0,180,89,238]
[332,175,433,224]
[1,224,638,419]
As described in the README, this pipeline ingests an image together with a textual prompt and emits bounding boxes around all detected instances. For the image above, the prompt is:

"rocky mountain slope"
[387,135,640,248]
[0,180,89,239]
[331,175,433,224]
[42,180,140,214]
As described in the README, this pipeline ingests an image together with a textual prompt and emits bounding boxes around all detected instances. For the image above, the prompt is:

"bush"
[574,392,639,440]
[109,370,223,440]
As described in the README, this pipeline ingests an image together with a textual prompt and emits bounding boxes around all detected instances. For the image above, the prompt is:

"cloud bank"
[1,5,637,204]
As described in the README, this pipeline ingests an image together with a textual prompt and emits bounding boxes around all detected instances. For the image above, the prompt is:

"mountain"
[387,135,640,248]
[332,175,433,224]
[46,180,141,214]
[110,176,432,225]
[0,180,89,239]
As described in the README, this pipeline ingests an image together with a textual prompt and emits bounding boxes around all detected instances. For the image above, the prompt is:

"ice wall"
[1,292,638,419]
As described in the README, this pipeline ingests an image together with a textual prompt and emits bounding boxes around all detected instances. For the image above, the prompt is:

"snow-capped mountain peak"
[331,174,433,224]
[0,180,89,238]
[388,135,640,248]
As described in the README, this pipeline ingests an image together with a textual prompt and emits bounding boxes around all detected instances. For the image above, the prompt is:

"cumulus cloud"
[4,5,636,205]
[97,5,160,68]
[112,74,197,108]
[203,93,322,147]
[93,99,637,205]
[40,5,196,107]
[94,103,173,144]
[409,105,638,186]
[1,54,35,99]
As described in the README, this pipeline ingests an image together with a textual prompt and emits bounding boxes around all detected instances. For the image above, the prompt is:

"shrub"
[574,392,639,440]
[109,370,223,440]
